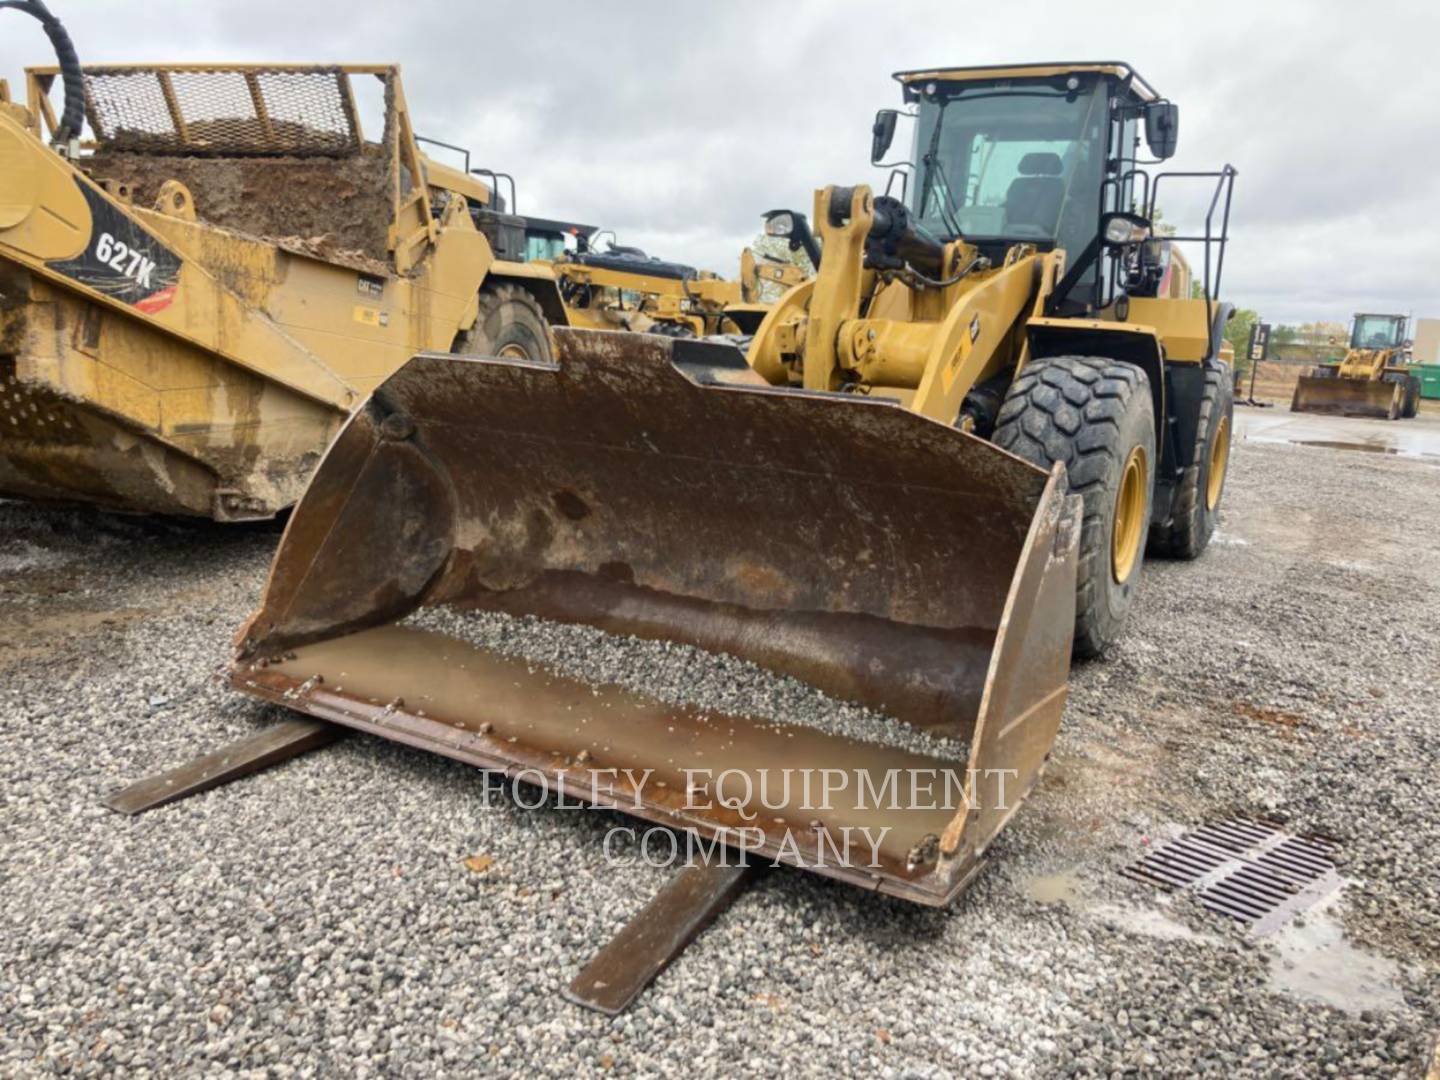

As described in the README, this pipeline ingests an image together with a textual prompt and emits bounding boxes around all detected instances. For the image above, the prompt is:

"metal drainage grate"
[1122,816,1342,935]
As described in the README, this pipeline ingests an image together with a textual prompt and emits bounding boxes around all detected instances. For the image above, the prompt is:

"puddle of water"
[1296,439,1415,457]
[1266,896,1404,1015]
[1025,867,1219,945]
[1025,869,1081,906]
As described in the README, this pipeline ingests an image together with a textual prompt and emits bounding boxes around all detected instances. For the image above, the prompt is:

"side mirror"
[1144,101,1179,160]
[871,109,899,164]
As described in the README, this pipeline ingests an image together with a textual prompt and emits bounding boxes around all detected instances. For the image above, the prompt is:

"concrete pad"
[1234,405,1440,461]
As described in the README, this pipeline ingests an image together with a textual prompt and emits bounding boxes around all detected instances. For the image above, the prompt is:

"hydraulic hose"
[1,0,84,143]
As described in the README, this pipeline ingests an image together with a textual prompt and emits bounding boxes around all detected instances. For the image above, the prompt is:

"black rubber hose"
[1,0,85,142]
[868,196,947,279]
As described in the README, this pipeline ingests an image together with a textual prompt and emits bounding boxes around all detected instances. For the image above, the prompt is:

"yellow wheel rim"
[1112,445,1148,583]
[497,342,530,360]
[1206,415,1230,511]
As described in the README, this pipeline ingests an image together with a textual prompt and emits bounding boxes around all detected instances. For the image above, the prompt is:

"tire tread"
[995,356,1150,657]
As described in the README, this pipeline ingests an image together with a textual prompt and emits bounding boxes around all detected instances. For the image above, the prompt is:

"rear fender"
[1025,318,1173,475]
[485,266,570,327]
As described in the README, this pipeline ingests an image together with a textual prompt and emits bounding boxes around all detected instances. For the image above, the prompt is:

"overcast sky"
[5,0,1437,326]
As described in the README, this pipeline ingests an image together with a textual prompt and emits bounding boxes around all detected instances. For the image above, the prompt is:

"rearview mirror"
[871,109,899,164]
[1144,101,1179,160]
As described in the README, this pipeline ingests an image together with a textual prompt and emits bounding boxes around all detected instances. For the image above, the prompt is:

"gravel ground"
[2,424,1438,1077]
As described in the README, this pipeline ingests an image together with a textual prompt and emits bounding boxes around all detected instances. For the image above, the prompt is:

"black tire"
[1381,371,1420,420]
[647,319,696,339]
[1148,365,1233,560]
[453,283,554,362]
[1403,375,1421,419]
[994,356,1156,659]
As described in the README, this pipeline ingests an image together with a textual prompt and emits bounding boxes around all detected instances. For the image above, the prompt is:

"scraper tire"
[648,320,696,339]
[1148,365,1233,560]
[453,284,555,363]
[995,356,1155,659]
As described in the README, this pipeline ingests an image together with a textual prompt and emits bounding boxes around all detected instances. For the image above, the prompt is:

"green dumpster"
[1417,365,1440,400]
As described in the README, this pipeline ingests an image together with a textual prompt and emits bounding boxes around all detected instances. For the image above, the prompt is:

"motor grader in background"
[0,2,770,521]
[1292,312,1422,419]
[545,229,795,337]
[107,59,1239,1014]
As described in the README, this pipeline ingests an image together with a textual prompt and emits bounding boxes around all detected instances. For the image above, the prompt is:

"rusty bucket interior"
[230,329,1080,905]
[1291,374,1403,420]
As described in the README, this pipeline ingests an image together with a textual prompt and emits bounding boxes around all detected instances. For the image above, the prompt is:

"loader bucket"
[229,329,1080,905]
[1291,374,1403,420]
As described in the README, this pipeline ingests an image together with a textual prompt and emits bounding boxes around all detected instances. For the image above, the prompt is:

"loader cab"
[894,63,1175,314]
[1349,314,1407,352]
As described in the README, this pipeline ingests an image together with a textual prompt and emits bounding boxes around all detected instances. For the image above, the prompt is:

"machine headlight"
[1104,217,1150,245]
[763,211,795,239]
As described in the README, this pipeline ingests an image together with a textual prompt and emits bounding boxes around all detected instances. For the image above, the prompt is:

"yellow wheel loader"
[747,63,1237,652]
[0,4,602,520]
[1291,313,1422,420]
[114,61,1238,1012]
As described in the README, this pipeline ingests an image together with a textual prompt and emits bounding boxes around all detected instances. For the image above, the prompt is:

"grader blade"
[227,328,1080,905]
[1291,374,1403,420]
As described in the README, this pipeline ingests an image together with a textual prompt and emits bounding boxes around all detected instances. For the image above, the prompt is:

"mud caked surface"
[86,147,394,263]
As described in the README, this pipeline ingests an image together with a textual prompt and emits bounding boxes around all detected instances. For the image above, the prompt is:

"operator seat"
[1004,152,1065,235]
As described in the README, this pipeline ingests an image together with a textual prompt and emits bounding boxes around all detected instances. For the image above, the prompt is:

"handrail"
[415,134,470,174]
[1147,165,1237,313]
[471,168,517,214]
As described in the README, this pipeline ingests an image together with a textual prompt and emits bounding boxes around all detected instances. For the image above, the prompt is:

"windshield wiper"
[920,154,964,238]
[917,105,964,239]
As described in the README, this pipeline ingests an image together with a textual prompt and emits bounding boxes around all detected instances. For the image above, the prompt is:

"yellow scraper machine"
[1291,313,1422,420]
[111,57,1237,1013]
[0,1,769,520]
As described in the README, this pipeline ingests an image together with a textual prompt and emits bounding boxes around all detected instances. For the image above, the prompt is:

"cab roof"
[893,62,1159,103]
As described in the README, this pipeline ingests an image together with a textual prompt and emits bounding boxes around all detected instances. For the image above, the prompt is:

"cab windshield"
[910,77,1109,260]
[1350,315,1406,351]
